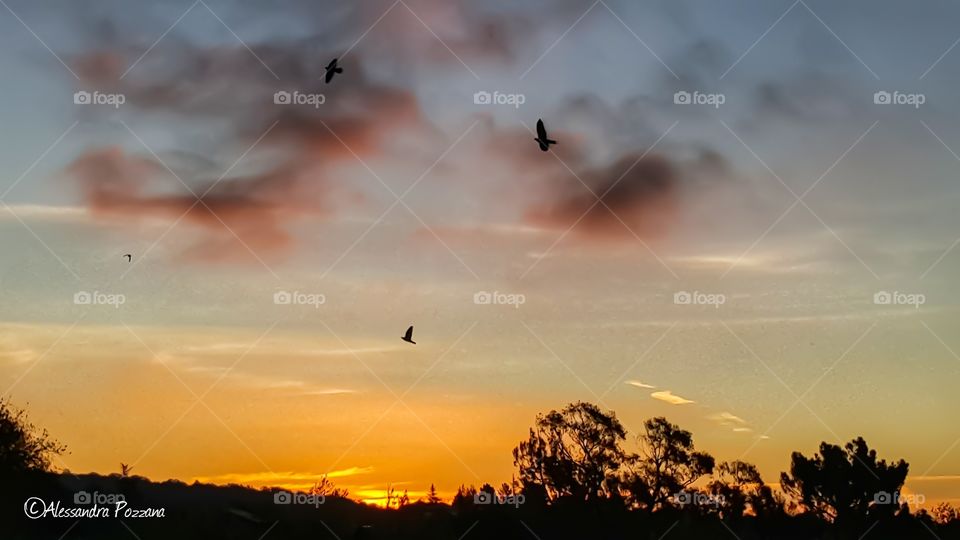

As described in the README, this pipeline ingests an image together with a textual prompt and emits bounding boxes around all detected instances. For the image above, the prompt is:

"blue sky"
[1,0,959,505]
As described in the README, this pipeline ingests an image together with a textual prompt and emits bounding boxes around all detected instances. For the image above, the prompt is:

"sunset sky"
[1,0,959,507]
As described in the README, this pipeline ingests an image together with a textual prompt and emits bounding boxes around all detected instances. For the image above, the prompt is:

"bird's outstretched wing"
[404,326,414,340]
[325,59,340,83]
[536,119,547,139]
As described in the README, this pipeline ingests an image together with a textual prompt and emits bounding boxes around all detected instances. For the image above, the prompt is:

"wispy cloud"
[0,348,36,364]
[171,361,358,396]
[709,411,748,426]
[625,379,656,389]
[179,344,401,356]
[297,388,357,396]
[909,475,960,482]
[0,204,87,221]
[650,390,695,405]
[708,411,754,433]
[193,466,374,488]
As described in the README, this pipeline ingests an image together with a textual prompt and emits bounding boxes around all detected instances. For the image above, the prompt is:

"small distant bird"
[534,119,557,152]
[325,58,343,83]
[401,325,416,345]
[123,254,132,262]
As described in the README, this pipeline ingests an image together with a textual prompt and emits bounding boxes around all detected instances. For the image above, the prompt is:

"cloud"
[0,348,36,364]
[523,141,731,242]
[66,34,426,262]
[59,0,782,261]
[650,390,695,405]
[525,154,676,239]
[193,466,374,488]
[625,379,656,389]
[709,411,748,426]
[179,343,401,356]
[909,475,960,482]
[0,205,87,222]
[297,388,357,396]
[708,411,755,434]
[155,344,373,396]
[66,148,337,261]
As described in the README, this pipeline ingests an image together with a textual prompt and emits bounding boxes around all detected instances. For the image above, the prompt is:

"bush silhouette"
[0,397,66,476]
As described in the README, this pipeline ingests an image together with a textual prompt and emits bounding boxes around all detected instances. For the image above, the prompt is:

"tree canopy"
[0,397,66,476]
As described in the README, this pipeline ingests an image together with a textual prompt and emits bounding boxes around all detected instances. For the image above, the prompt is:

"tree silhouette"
[310,474,350,498]
[426,483,441,504]
[622,416,715,510]
[0,397,66,475]
[707,460,778,520]
[780,437,909,527]
[452,484,477,510]
[8,398,960,540]
[931,502,959,524]
[497,477,522,501]
[513,401,626,502]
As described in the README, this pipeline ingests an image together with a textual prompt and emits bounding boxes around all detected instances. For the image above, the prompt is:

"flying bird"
[123,254,132,262]
[401,325,416,345]
[324,58,343,83]
[534,119,557,152]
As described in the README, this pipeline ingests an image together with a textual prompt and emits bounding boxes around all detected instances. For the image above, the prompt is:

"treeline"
[446,401,959,539]
[4,398,960,539]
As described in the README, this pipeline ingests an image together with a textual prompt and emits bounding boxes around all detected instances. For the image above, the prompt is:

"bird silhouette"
[123,254,132,262]
[325,58,343,83]
[534,119,557,152]
[401,326,416,345]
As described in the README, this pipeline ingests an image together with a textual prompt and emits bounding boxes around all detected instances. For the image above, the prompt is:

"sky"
[1,0,959,507]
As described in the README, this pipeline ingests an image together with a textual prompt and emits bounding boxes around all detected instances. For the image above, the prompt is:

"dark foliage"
[3,400,958,539]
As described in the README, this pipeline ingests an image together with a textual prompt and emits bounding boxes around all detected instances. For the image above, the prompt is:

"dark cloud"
[62,0,751,259]
[66,147,347,262]
[66,32,426,261]
[525,154,678,240]
[62,0,572,265]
